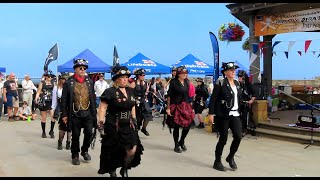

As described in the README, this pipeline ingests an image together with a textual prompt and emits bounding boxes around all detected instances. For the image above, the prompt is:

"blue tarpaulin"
[58,49,111,73]
[173,54,214,74]
[0,67,5,72]
[122,52,171,75]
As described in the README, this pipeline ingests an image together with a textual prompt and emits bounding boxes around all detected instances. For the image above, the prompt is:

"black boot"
[197,122,205,129]
[81,152,91,161]
[72,155,80,165]
[66,141,71,150]
[42,132,47,138]
[120,168,128,177]
[226,156,237,170]
[178,141,187,151]
[57,140,63,150]
[174,143,182,153]
[213,160,226,171]
[109,170,117,177]
[49,131,54,138]
[141,128,150,136]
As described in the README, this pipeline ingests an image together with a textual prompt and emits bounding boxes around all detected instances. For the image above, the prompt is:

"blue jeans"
[96,97,101,108]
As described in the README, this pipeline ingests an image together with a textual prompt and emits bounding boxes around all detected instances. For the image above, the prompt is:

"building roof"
[226,3,320,27]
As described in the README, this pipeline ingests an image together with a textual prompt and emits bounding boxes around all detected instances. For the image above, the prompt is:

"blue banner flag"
[209,32,219,83]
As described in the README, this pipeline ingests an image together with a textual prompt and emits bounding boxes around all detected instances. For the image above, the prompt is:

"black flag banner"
[44,43,59,71]
[113,45,120,66]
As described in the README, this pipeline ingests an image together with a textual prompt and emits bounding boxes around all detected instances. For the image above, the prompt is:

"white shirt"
[22,79,37,94]
[18,106,32,115]
[208,83,214,94]
[94,80,109,97]
[51,86,63,111]
[229,85,240,117]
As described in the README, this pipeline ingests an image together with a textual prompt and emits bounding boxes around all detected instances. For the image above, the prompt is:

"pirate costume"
[208,62,243,171]
[193,78,210,129]
[166,66,195,153]
[60,59,97,165]
[132,68,153,136]
[52,74,71,150]
[38,70,56,138]
[98,66,144,177]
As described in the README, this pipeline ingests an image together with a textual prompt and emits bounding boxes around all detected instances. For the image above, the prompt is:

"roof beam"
[229,3,288,14]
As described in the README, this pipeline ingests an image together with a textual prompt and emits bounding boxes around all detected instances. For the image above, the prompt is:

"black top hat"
[133,68,146,76]
[237,70,247,77]
[221,62,239,73]
[73,58,89,69]
[111,65,131,81]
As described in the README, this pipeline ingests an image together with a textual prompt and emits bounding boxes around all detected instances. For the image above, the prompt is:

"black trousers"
[215,115,242,161]
[71,111,93,157]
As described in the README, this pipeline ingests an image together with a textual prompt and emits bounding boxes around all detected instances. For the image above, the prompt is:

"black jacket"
[208,78,243,118]
[61,76,97,131]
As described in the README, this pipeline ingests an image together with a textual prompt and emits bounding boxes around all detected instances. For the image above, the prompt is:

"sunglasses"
[79,67,87,71]
[139,74,145,77]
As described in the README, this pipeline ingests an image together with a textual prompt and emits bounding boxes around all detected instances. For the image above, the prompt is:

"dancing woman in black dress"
[97,66,144,177]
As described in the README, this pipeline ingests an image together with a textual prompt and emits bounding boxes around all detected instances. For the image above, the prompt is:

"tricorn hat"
[73,58,89,69]
[111,65,131,81]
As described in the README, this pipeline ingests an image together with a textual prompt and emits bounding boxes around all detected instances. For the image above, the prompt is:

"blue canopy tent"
[173,54,214,74]
[58,49,111,73]
[0,67,5,72]
[121,52,171,75]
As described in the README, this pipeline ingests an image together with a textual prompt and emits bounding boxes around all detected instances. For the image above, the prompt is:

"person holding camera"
[208,62,243,171]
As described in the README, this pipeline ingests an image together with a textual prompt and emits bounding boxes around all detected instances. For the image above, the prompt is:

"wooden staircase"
[255,122,320,146]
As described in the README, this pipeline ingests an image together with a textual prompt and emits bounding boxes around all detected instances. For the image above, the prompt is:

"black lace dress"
[98,87,144,174]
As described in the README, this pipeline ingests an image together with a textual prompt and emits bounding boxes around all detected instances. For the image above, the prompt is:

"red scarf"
[74,74,85,84]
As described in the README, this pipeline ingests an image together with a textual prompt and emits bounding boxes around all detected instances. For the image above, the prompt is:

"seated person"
[18,101,37,120]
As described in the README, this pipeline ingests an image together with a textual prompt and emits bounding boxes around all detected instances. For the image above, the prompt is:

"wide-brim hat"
[176,65,188,74]
[221,62,239,73]
[196,77,204,82]
[133,68,146,76]
[73,58,89,69]
[111,66,131,81]
[59,73,68,80]
[43,70,55,78]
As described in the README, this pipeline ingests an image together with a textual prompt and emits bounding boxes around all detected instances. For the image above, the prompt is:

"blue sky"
[0,3,320,80]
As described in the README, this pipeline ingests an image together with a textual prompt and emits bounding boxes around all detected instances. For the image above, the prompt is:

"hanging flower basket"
[242,37,250,51]
[218,23,245,42]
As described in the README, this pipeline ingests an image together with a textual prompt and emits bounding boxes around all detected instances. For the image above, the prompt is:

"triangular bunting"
[312,51,316,55]
[297,51,302,56]
[273,51,277,56]
[258,72,262,83]
[288,41,295,52]
[252,44,259,54]
[272,41,281,50]
[249,53,258,65]
[284,51,289,59]
[317,53,320,58]
[258,42,266,49]
[305,40,312,53]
